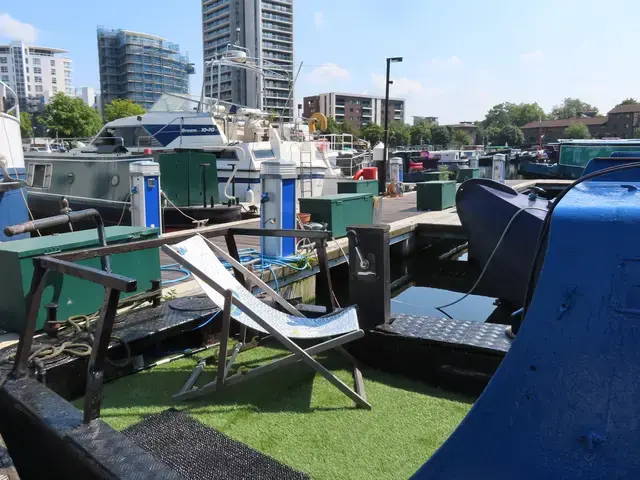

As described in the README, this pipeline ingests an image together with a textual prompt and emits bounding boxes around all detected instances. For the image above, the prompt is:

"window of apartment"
[350,107,353,112]
[24,58,28,64]
[64,62,71,69]
[0,57,6,64]
[52,78,57,84]
[35,85,42,92]
[51,68,56,75]
[50,59,55,67]
[1,75,9,82]
[52,86,57,93]
[26,84,30,91]
[65,87,73,94]
[65,79,72,86]
[26,76,30,82]
[350,116,353,120]
[34,76,42,83]
[33,67,41,74]
[26,67,29,73]
[64,70,71,78]
[33,58,40,65]
[0,66,7,73]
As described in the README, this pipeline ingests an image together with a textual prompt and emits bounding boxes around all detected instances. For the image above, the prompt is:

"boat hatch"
[27,162,53,189]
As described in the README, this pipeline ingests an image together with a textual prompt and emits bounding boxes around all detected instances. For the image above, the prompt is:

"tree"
[103,99,146,122]
[339,121,359,138]
[634,127,640,139]
[496,124,524,145]
[39,93,103,138]
[387,122,410,147]
[431,125,452,147]
[550,98,599,119]
[322,117,340,135]
[562,123,591,139]
[509,103,547,127]
[410,120,432,145]
[360,123,384,145]
[617,98,638,107]
[483,102,547,128]
[19,112,33,138]
[485,126,501,144]
[451,129,472,146]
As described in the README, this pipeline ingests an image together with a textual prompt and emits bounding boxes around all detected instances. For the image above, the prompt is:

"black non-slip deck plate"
[379,314,513,354]
[0,296,218,369]
[123,409,310,480]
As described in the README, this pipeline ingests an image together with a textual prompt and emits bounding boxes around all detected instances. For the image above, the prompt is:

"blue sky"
[1,0,639,123]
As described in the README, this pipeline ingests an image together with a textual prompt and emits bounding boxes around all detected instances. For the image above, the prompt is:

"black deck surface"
[0,296,219,399]
[379,314,512,354]
[123,409,310,480]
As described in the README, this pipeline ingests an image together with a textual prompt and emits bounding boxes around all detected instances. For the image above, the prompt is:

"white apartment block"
[0,41,73,112]
[202,0,294,122]
[74,86,96,107]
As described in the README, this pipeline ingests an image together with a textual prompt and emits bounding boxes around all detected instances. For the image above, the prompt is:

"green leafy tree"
[103,98,146,122]
[387,122,410,147]
[509,103,547,127]
[360,123,384,145]
[322,117,340,135]
[19,111,33,138]
[496,124,524,145]
[617,98,638,107]
[410,120,432,145]
[451,129,472,146]
[485,125,501,144]
[431,125,452,147]
[39,93,103,138]
[550,98,599,119]
[634,127,640,138]
[562,123,591,139]
[483,102,547,128]
[339,121,359,138]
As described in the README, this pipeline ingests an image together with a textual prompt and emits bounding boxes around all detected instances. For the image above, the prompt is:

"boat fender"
[246,186,255,204]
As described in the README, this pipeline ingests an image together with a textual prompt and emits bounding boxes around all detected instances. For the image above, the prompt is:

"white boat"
[76,92,334,203]
[0,81,30,240]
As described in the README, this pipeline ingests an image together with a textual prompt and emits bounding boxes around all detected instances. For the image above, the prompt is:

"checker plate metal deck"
[379,314,512,354]
[123,409,310,480]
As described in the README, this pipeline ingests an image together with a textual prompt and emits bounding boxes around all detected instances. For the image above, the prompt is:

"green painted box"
[337,180,379,195]
[416,181,457,211]
[456,167,480,183]
[0,226,161,332]
[422,171,455,182]
[299,193,374,238]
[159,150,219,206]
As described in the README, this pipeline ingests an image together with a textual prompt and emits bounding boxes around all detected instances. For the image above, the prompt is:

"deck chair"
[162,234,371,409]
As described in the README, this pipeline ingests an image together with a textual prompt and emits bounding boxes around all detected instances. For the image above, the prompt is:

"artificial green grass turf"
[89,346,473,480]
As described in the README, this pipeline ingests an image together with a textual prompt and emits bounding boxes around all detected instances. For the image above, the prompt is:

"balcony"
[262,13,292,25]
[262,22,292,33]
[262,2,292,14]
[262,32,292,43]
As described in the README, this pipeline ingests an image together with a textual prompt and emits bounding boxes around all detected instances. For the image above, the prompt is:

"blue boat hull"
[456,179,548,307]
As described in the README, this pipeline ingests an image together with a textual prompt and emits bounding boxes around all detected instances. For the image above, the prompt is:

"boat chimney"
[144,148,152,155]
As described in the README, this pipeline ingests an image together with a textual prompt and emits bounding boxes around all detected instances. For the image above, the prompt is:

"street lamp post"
[380,56,403,194]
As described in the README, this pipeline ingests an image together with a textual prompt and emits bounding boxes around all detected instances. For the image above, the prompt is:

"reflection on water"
[392,287,497,323]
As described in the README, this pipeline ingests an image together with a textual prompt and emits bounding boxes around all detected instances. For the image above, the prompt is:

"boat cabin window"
[27,163,52,188]
[93,126,161,148]
[253,149,276,159]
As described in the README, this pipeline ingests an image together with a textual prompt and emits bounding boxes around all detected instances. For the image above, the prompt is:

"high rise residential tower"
[202,0,294,121]
[97,28,193,110]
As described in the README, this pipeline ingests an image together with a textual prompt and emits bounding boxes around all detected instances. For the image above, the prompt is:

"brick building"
[522,104,640,143]
[303,92,405,129]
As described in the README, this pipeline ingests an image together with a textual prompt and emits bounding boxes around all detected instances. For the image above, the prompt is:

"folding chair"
[162,235,371,409]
